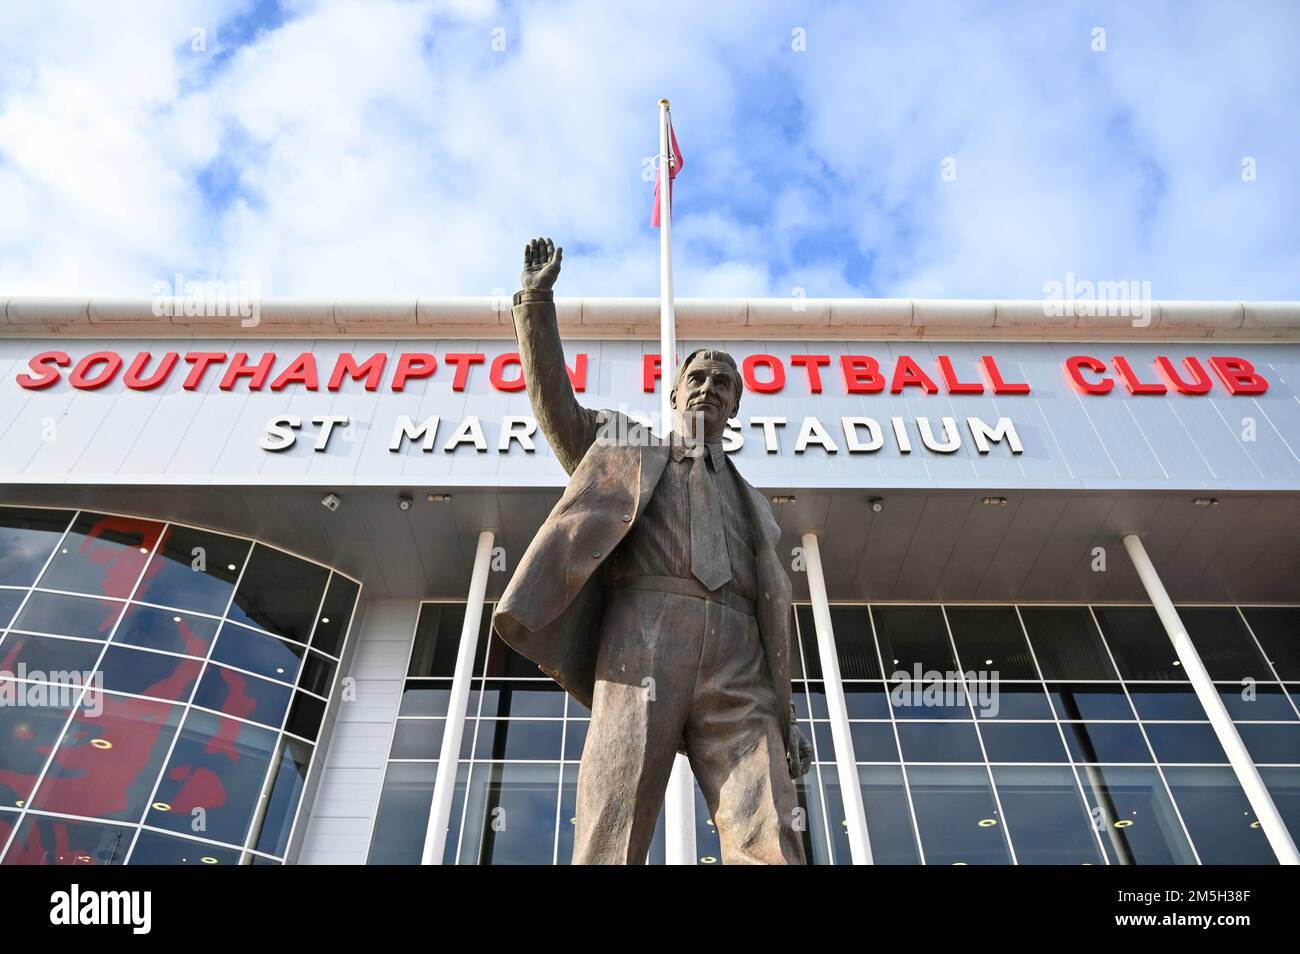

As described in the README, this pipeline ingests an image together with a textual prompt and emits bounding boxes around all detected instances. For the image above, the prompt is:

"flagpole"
[657,97,697,866]
[657,98,676,436]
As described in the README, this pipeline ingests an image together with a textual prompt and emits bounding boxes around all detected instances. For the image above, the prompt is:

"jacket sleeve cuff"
[513,288,554,307]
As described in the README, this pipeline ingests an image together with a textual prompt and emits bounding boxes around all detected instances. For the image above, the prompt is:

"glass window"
[390,719,445,760]
[1094,606,1187,681]
[857,765,920,864]
[97,646,201,702]
[129,830,241,865]
[801,681,829,719]
[826,605,880,679]
[976,682,1054,721]
[873,606,956,674]
[905,765,1012,864]
[0,632,104,680]
[1073,764,1197,864]
[146,710,278,847]
[29,693,182,822]
[1047,682,1135,721]
[134,525,248,616]
[795,765,836,865]
[12,591,122,640]
[1127,684,1206,720]
[477,680,565,719]
[37,513,163,599]
[1143,723,1228,764]
[797,605,880,679]
[1260,767,1300,842]
[1242,608,1300,680]
[285,692,326,741]
[472,719,564,761]
[1235,724,1300,764]
[792,685,812,721]
[1061,722,1152,763]
[564,718,588,760]
[694,783,721,865]
[1219,683,1297,721]
[992,765,1104,864]
[298,651,337,697]
[0,507,74,587]
[225,545,328,643]
[1020,607,1118,680]
[3,815,131,865]
[812,721,836,763]
[252,737,313,857]
[895,722,983,762]
[0,701,72,808]
[1178,607,1273,681]
[408,603,468,677]
[0,587,26,629]
[0,510,359,868]
[946,606,1039,679]
[458,762,560,865]
[367,762,438,865]
[193,665,292,728]
[310,575,359,657]
[398,680,452,717]
[1163,766,1276,865]
[440,763,472,865]
[979,723,1070,763]
[111,604,218,657]
[484,627,544,677]
[211,621,305,682]
[556,764,580,865]
[848,721,899,762]
[795,607,821,680]
[842,682,890,719]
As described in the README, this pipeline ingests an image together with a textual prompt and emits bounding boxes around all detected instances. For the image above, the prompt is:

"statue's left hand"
[787,723,813,779]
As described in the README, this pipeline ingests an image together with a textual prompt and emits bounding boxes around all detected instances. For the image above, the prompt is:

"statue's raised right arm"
[510,237,599,475]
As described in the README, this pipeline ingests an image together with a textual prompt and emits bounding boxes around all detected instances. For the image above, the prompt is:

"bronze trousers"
[573,586,806,864]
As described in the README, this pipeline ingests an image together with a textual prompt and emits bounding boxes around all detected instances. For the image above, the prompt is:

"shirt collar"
[670,439,726,469]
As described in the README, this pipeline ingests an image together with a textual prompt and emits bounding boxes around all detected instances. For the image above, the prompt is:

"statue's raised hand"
[521,236,562,292]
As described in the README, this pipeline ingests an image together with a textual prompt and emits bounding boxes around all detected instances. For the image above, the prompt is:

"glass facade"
[369,600,1299,865]
[0,506,360,865]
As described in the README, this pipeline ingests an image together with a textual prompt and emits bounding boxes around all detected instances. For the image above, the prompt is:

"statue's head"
[670,348,742,442]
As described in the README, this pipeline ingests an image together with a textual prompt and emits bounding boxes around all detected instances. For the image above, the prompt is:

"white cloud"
[0,0,1296,300]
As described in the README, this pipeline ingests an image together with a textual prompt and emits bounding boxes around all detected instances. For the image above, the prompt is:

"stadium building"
[0,294,1297,865]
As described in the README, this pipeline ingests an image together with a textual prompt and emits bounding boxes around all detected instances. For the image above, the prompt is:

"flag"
[651,117,683,228]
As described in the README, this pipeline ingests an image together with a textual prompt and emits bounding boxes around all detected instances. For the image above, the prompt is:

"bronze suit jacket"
[491,295,795,748]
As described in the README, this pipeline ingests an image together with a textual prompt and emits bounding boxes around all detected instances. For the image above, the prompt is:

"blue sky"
[1,0,1297,300]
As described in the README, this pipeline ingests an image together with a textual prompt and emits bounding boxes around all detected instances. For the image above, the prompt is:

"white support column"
[422,529,495,865]
[801,532,873,864]
[665,755,697,865]
[1122,533,1299,865]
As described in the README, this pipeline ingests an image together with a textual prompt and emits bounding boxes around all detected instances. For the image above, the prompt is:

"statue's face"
[672,356,739,441]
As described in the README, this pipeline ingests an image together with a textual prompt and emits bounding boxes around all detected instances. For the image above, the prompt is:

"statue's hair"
[672,348,743,415]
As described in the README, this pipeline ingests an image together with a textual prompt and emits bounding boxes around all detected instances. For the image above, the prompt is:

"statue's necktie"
[689,449,732,591]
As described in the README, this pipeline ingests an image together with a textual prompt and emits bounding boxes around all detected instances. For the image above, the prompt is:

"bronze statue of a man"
[492,237,812,865]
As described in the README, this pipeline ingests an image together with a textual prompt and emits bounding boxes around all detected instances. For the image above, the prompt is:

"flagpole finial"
[658,98,670,108]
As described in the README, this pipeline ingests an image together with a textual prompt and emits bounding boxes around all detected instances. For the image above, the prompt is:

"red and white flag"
[651,117,683,228]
